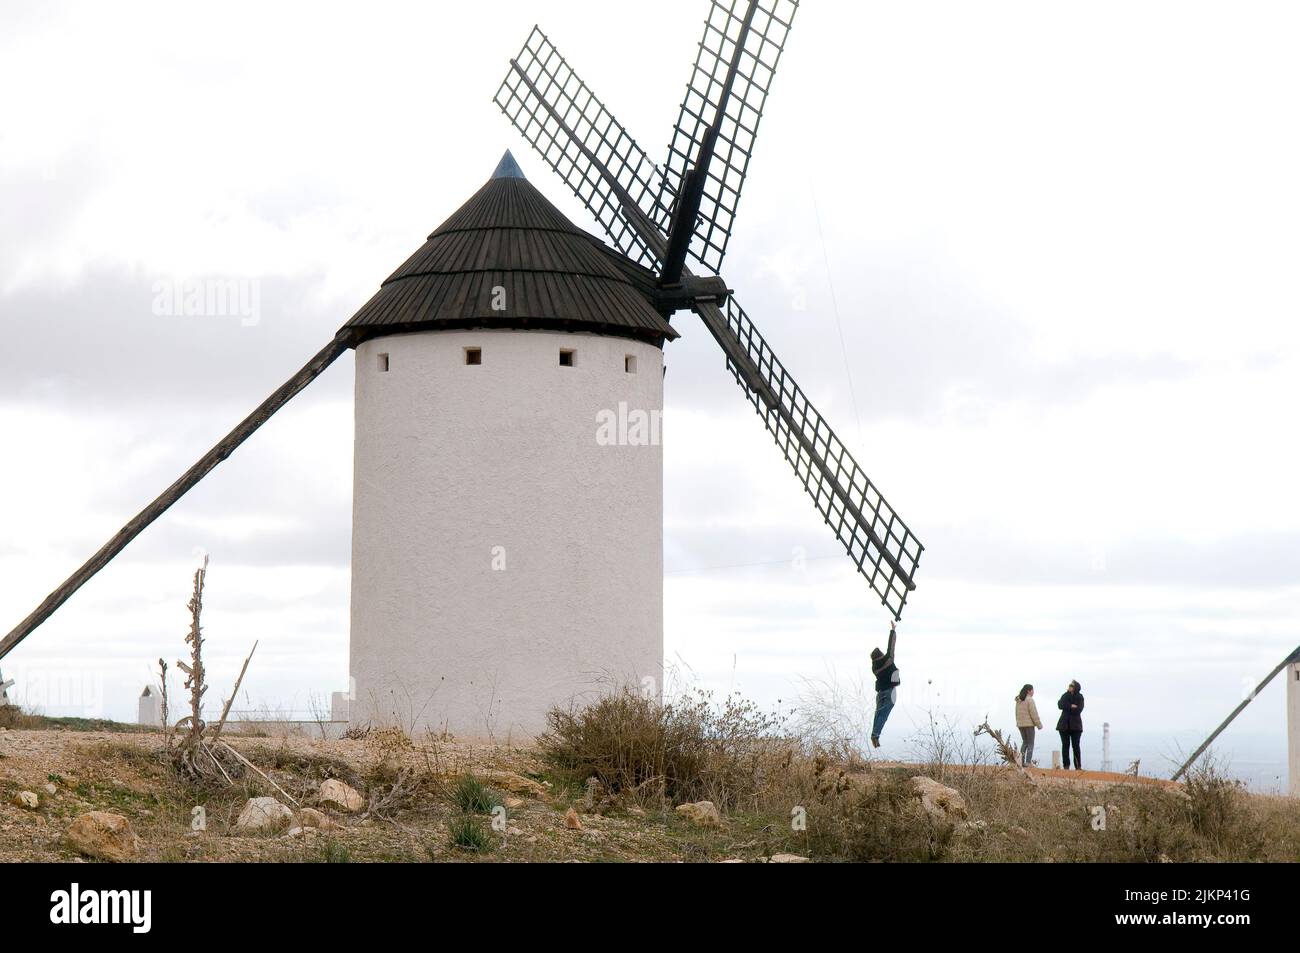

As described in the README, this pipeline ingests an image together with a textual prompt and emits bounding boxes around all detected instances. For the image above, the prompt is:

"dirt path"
[869,758,1179,789]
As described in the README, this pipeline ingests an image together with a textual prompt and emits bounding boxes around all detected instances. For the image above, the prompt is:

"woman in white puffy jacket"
[1014,684,1043,766]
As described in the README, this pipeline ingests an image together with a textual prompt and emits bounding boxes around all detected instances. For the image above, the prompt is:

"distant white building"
[330,691,351,724]
[137,685,162,727]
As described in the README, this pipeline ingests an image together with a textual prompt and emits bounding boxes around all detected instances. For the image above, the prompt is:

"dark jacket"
[872,628,900,692]
[1056,690,1084,732]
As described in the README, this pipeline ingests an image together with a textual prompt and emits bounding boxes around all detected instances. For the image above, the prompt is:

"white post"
[330,691,351,723]
[138,686,162,727]
[1101,722,1112,773]
[1288,662,1299,798]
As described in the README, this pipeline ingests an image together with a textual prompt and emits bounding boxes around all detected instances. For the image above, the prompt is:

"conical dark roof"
[342,152,676,345]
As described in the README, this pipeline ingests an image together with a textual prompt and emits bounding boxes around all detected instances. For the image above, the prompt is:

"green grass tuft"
[448,816,494,852]
[450,773,501,814]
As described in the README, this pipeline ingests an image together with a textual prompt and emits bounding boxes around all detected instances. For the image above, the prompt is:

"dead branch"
[208,639,257,747]
[180,555,209,752]
[365,765,416,819]
[217,740,300,807]
[202,742,234,785]
[974,718,1037,784]
[157,657,171,750]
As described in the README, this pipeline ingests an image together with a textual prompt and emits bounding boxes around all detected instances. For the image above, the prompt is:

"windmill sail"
[663,0,800,274]
[494,27,671,270]
[495,3,923,618]
[695,297,923,619]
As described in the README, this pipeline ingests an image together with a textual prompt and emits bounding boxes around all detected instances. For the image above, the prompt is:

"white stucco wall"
[348,328,664,740]
[1288,661,1299,797]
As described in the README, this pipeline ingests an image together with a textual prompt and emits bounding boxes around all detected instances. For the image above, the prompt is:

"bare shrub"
[1183,757,1238,839]
[1110,784,1198,861]
[807,770,956,862]
[0,704,42,730]
[538,687,789,811]
[793,667,873,757]
[907,708,994,782]
[1181,756,1266,856]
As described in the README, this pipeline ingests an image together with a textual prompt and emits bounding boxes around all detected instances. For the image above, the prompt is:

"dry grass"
[4,693,1297,864]
[536,690,1300,863]
[537,687,795,811]
[803,770,955,861]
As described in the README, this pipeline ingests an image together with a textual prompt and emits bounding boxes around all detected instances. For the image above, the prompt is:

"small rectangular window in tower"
[465,347,482,366]
[377,353,389,373]
[624,354,638,374]
[559,349,575,367]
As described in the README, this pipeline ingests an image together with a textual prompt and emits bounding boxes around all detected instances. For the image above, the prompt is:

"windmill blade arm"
[494,27,669,268]
[1171,644,1300,781]
[694,297,922,619]
[665,0,800,274]
[0,331,355,662]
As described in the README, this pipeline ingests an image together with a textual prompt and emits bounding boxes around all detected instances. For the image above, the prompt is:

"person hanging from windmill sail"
[870,622,901,747]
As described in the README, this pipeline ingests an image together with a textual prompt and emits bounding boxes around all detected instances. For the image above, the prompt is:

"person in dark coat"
[870,623,900,748]
[1056,680,1084,770]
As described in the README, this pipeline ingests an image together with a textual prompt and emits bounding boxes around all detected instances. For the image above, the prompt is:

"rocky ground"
[1,723,1293,863]
[0,727,816,863]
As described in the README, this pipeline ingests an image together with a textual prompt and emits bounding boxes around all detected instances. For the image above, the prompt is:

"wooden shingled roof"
[341,152,677,346]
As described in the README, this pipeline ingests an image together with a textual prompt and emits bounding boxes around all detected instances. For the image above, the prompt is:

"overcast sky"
[2,0,1298,785]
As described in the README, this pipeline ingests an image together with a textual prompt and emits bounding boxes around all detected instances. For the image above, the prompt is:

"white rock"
[319,779,365,813]
[44,783,58,796]
[675,800,722,827]
[909,776,969,821]
[15,791,39,809]
[768,853,810,863]
[295,807,338,830]
[236,796,293,831]
[482,771,548,798]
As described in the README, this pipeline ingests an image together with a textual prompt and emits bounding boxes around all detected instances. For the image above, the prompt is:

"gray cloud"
[0,268,358,406]
[128,514,351,570]
[664,513,1300,591]
[664,250,1196,430]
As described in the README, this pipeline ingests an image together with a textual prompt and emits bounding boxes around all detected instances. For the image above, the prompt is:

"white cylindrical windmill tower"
[1289,658,1299,797]
[342,152,673,738]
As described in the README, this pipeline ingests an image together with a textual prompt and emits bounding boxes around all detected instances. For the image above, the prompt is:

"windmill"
[490,0,922,616]
[0,0,923,736]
